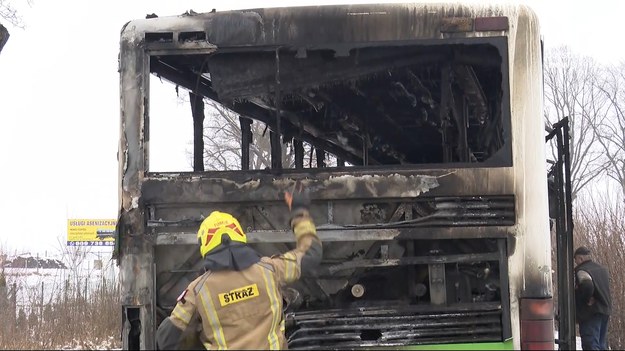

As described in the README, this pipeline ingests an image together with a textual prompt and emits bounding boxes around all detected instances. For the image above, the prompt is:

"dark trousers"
[579,314,609,350]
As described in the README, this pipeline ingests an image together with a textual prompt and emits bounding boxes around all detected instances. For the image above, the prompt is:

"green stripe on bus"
[395,339,514,350]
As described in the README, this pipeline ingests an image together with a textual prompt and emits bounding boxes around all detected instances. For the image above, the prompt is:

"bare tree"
[572,190,625,349]
[55,237,91,299]
[190,98,334,171]
[544,47,608,199]
[201,100,292,170]
[0,0,31,28]
[592,62,625,198]
[0,0,33,54]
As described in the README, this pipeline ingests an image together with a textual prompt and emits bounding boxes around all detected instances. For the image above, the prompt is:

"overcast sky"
[0,0,623,254]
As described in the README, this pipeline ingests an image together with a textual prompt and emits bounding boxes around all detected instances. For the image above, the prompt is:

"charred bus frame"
[116,3,553,350]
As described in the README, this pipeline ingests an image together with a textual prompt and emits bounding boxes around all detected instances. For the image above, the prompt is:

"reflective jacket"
[156,214,321,350]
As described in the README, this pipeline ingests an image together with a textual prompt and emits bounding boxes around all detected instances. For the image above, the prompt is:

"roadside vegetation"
[570,193,624,349]
[0,245,120,350]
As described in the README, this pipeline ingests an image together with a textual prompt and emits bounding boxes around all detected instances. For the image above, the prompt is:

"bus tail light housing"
[475,16,509,31]
[520,298,555,350]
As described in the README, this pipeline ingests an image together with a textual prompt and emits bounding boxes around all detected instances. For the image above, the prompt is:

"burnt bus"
[116,3,554,350]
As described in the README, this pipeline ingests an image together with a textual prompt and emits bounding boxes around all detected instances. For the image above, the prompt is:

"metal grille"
[287,303,503,349]
[422,196,515,227]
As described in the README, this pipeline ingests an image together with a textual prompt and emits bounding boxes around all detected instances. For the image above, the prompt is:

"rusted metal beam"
[209,49,446,99]
[154,226,511,245]
[156,229,398,245]
[142,170,442,203]
[141,167,517,204]
[151,59,219,100]
[310,90,396,165]
[326,252,500,274]
[238,101,365,165]
[246,97,372,165]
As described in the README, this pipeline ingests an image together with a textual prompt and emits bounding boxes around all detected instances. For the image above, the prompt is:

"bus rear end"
[117,3,553,349]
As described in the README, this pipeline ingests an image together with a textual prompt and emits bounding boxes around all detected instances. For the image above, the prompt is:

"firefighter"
[156,184,321,350]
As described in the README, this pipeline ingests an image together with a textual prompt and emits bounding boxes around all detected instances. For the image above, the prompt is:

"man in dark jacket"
[574,246,611,350]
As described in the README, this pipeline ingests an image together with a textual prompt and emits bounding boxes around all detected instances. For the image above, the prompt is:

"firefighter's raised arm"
[262,183,323,285]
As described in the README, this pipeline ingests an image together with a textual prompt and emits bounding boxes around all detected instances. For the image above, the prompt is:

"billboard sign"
[67,219,116,246]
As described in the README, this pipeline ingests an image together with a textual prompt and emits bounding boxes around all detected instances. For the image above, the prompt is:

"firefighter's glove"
[284,183,315,240]
[284,182,311,213]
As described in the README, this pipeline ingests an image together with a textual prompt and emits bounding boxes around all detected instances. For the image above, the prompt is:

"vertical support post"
[361,141,368,166]
[152,263,158,348]
[40,282,44,321]
[240,117,252,170]
[362,115,369,166]
[336,158,345,167]
[270,131,282,169]
[498,239,512,339]
[560,118,576,350]
[547,117,576,350]
[11,282,16,328]
[316,149,326,168]
[0,272,7,312]
[428,263,447,305]
[294,140,304,169]
[554,128,567,349]
[272,47,283,170]
[451,93,469,162]
[308,147,315,168]
[440,65,452,162]
[404,207,417,299]
[189,92,205,172]
[327,201,334,224]
[119,41,154,350]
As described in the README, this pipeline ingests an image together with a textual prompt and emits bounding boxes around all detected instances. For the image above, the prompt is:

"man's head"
[574,246,591,266]
[197,211,247,258]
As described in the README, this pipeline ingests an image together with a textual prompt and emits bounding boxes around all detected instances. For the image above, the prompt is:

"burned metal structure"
[116,3,553,350]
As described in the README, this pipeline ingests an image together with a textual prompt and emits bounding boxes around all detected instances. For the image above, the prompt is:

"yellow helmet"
[197,211,247,257]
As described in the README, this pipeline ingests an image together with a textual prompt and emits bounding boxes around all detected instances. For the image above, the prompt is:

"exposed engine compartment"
[281,236,509,348]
